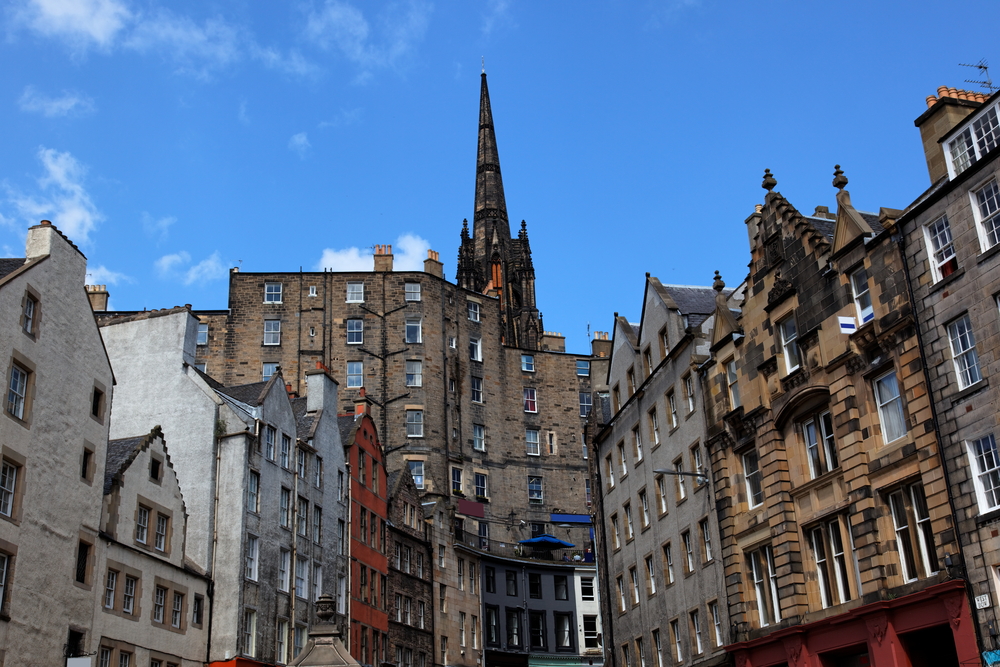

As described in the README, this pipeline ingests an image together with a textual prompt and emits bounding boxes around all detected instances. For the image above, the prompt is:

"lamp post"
[652,467,709,486]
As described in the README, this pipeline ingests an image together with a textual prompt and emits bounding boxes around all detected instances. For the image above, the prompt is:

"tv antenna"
[960,59,998,93]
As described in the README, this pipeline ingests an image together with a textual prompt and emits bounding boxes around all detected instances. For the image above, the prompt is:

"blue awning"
[550,513,591,524]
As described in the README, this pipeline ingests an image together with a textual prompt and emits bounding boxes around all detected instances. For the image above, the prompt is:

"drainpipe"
[896,227,987,653]
[291,444,300,651]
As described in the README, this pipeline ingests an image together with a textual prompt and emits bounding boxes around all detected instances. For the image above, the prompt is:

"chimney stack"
[85,284,109,311]
[354,387,372,415]
[424,249,443,278]
[914,86,986,183]
[374,244,393,272]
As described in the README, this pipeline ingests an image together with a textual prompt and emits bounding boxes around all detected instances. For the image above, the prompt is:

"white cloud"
[15,0,132,49]
[141,211,175,242]
[86,263,130,285]
[123,9,242,77]
[237,99,250,126]
[155,250,227,285]
[3,147,103,244]
[317,107,362,129]
[288,132,311,158]
[18,86,96,117]
[316,233,430,272]
[481,0,512,37]
[250,44,319,78]
[304,0,431,77]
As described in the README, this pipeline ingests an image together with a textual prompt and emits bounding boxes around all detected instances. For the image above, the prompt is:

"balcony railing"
[454,529,595,564]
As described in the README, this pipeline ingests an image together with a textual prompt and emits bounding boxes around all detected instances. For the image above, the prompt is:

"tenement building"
[898,85,1000,661]
[591,276,732,667]
[702,169,978,664]
[0,222,115,662]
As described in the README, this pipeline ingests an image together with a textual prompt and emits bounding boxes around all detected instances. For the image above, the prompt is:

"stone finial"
[713,270,725,292]
[762,169,777,192]
[316,593,336,622]
[833,164,848,190]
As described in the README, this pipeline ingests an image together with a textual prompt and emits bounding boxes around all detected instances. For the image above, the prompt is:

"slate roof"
[216,380,270,407]
[292,397,317,440]
[192,364,223,390]
[338,414,360,445]
[104,435,146,495]
[804,212,885,241]
[0,258,25,281]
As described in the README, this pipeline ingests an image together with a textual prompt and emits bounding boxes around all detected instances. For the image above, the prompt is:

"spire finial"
[713,270,725,292]
[762,169,777,192]
[832,164,848,190]
[482,56,485,74]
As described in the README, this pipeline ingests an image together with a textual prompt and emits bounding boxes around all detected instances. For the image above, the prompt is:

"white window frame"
[467,301,480,322]
[347,361,363,388]
[405,282,421,301]
[473,424,485,451]
[406,411,423,438]
[136,506,149,544]
[779,316,799,374]
[802,410,838,479]
[469,337,482,362]
[925,216,958,282]
[245,535,259,580]
[347,319,363,344]
[523,387,537,413]
[528,476,543,503]
[408,460,425,489]
[850,266,873,325]
[7,364,28,420]
[262,362,278,382]
[743,449,763,508]
[264,319,281,346]
[405,318,422,344]
[948,314,982,389]
[748,545,781,626]
[873,370,907,443]
[526,429,540,456]
[0,462,17,518]
[969,434,1000,513]
[347,282,364,303]
[406,360,422,387]
[475,472,488,498]
[945,102,1000,177]
[264,282,282,303]
[727,359,741,410]
[684,374,695,413]
[521,354,534,372]
[471,376,484,403]
[974,178,1000,250]
[197,322,209,345]
[577,360,590,376]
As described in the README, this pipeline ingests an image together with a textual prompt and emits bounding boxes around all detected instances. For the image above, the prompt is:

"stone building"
[340,401,390,666]
[702,169,978,664]
[387,469,434,667]
[897,85,1000,659]
[94,427,211,666]
[0,221,114,662]
[98,308,349,664]
[591,277,733,667]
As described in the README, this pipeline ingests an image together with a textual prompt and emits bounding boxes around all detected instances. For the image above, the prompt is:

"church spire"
[475,72,509,229]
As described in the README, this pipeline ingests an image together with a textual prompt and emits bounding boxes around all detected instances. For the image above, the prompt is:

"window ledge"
[975,507,1000,527]
[928,267,965,295]
[950,378,989,407]
[978,242,1000,265]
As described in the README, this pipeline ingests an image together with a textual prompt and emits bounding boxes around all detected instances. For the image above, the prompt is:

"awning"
[550,513,591,524]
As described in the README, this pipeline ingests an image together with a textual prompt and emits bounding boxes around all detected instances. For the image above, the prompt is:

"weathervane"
[960,59,998,93]
[482,56,485,74]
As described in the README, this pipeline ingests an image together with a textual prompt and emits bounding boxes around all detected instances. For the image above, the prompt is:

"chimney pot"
[40,220,51,226]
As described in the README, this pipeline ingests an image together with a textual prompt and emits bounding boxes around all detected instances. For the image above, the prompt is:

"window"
[683,374,695,413]
[347,361,363,388]
[670,619,683,662]
[264,319,281,345]
[580,615,598,650]
[675,461,687,500]
[153,585,167,623]
[554,574,568,600]
[528,573,542,599]
[577,391,593,417]
[405,318,422,343]
[606,454,615,489]
[408,460,424,488]
[586,478,592,507]
[245,535,259,580]
[652,629,664,667]
[627,368,636,395]
[645,555,657,594]
[874,370,907,443]
[406,410,423,437]
[625,504,635,541]
[618,442,628,477]
[667,392,678,428]
[644,348,653,376]
[467,301,480,321]
[471,424,485,451]
[691,610,703,655]
[926,216,958,280]
[850,267,873,324]
[748,545,780,626]
[506,610,522,647]
[118,653,131,667]
[347,319,363,344]
[475,473,488,498]
[802,410,839,478]
[298,497,309,536]
[6,364,29,420]
[405,360,422,387]
[347,282,364,302]
[700,519,713,562]
[197,322,208,345]
[526,429,540,456]
[405,282,421,301]
[469,337,482,361]
[515,355,534,374]
[243,609,257,656]
[655,475,668,515]
[639,490,650,528]
[888,483,939,582]
[779,316,799,373]
[946,103,999,176]
[726,359,741,410]
[313,506,322,542]
[172,592,184,628]
[948,315,982,389]
[154,514,168,551]
[75,540,91,584]
[278,550,291,592]
[744,449,764,508]
[136,506,149,544]
[649,409,660,446]
[451,468,463,495]
[575,359,590,376]
[613,385,621,412]
[295,558,307,598]
[0,461,17,518]
[276,619,289,663]
[104,569,117,608]
[262,363,278,383]
[555,613,573,650]
[976,179,1000,249]
[809,516,853,608]
[682,531,694,572]
[281,434,291,468]
[314,456,323,488]
[528,476,543,503]
[280,488,291,527]
[265,282,282,303]
[708,601,723,647]
[523,387,537,412]
[616,576,626,612]
[471,376,483,403]
[298,450,307,478]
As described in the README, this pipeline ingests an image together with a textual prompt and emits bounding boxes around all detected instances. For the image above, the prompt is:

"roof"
[104,435,147,495]
[216,380,270,407]
[804,211,884,241]
[660,284,720,316]
[338,413,360,444]
[0,258,24,281]
[292,397,318,440]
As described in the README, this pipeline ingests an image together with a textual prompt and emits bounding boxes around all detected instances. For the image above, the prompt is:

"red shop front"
[727,579,978,667]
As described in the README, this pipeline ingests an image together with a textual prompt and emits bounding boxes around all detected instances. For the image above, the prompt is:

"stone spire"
[474,72,509,233]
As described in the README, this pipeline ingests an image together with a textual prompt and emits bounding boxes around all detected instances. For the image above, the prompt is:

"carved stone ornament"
[845,353,868,375]
[865,612,888,645]
[759,357,779,378]
[762,169,777,192]
[780,367,810,393]
[767,271,794,305]
[944,593,964,630]
[782,635,805,667]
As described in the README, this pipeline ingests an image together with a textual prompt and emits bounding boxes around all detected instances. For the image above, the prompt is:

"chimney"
[424,249,443,278]
[374,244,393,272]
[306,366,339,414]
[86,284,110,311]
[354,387,372,415]
[591,331,612,358]
[914,86,985,184]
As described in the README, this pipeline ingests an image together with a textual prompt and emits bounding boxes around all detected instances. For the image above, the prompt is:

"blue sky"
[1,1,997,354]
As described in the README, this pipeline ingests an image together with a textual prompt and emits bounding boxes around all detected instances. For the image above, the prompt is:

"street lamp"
[653,467,709,486]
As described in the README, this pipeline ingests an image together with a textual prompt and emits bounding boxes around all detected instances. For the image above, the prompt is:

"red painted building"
[339,394,389,667]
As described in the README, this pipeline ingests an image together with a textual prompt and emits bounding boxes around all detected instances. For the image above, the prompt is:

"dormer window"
[778,317,800,374]
[925,216,957,281]
[946,103,999,177]
[850,267,873,325]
